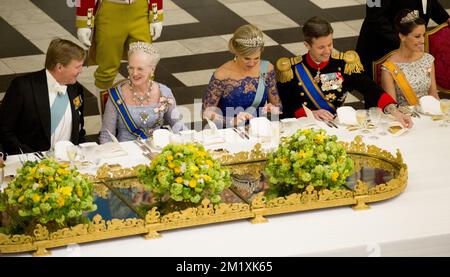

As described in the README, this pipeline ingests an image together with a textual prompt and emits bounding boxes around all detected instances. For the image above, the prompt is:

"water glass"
[440,99,450,127]
[368,107,381,139]
[356,109,370,134]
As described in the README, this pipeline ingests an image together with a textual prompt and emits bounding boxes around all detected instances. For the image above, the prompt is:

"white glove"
[77,28,92,47]
[150,22,163,41]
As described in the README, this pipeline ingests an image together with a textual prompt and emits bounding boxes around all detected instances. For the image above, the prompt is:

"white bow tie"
[53,83,67,95]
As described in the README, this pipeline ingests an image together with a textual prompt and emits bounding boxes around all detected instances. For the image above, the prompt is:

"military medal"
[314,69,321,83]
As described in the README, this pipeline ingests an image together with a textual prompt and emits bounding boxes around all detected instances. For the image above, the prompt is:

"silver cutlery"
[232,127,244,139]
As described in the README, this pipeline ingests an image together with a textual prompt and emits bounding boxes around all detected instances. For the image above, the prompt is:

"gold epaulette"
[331,50,364,75]
[275,56,302,83]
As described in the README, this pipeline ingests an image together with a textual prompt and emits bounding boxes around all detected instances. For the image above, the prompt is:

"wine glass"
[439,99,450,127]
[377,113,389,136]
[356,109,370,134]
[66,145,80,163]
[368,107,381,139]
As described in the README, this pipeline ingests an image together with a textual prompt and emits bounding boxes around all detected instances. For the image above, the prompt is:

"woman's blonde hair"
[228,24,264,57]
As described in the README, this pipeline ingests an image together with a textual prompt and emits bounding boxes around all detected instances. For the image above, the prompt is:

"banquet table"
[2,115,450,257]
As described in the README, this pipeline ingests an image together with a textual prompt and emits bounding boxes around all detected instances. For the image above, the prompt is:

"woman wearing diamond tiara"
[202,24,282,128]
[380,9,440,106]
[99,41,185,143]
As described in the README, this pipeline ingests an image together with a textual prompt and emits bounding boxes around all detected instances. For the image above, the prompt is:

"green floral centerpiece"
[265,129,354,197]
[0,159,97,231]
[137,143,231,205]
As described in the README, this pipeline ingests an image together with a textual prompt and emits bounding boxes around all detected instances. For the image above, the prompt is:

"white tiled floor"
[173,69,216,87]
[343,19,364,33]
[179,36,229,55]
[0,7,53,26]
[0,61,14,75]
[13,22,74,40]
[244,13,300,31]
[282,42,309,57]
[310,0,363,9]
[164,8,199,26]
[226,0,282,17]
[0,54,46,74]
[152,40,194,58]
[330,22,360,39]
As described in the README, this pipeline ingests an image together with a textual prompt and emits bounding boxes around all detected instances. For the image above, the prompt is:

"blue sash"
[251,60,269,109]
[294,63,336,113]
[109,86,148,140]
[50,93,69,135]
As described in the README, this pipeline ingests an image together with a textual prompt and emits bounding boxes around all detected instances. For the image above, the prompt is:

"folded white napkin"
[98,142,128,159]
[96,130,127,158]
[419,96,441,115]
[54,140,74,161]
[152,129,171,149]
[336,106,358,125]
[179,130,197,143]
[301,105,327,128]
[205,118,218,136]
[249,117,273,137]
[194,129,225,145]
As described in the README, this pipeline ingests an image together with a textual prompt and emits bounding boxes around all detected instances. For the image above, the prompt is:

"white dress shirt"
[422,0,427,14]
[46,70,72,149]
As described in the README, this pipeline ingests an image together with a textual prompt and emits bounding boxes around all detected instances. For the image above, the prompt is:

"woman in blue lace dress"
[99,41,185,143]
[202,24,282,128]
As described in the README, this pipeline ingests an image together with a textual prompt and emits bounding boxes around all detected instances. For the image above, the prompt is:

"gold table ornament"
[0,136,407,256]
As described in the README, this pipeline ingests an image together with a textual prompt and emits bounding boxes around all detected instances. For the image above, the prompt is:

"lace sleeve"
[99,97,118,144]
[202,74,227,124]
[266,70,282,111]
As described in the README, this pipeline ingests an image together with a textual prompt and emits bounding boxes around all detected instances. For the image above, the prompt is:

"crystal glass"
[378,113,389,136]
[440,99,450,127]
[368,107,381,139]
[66,145,80,162]
[356,109,370,134]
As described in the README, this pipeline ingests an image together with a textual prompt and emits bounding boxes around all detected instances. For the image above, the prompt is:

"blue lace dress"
[202,70,280,125]
[99,82,186,143]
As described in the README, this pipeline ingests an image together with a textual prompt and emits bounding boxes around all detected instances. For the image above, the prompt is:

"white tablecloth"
[3,116,450,257]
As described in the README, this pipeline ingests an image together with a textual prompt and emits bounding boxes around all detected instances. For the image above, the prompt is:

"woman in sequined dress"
[381,9,440,106]
[99,41,185,143]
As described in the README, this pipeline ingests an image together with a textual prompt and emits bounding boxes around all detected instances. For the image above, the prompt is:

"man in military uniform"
[76,0,164,112]
[276,16,412,128]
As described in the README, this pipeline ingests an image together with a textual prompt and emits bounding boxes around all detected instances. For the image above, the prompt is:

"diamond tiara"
[235,36,264,48]
[128,41,159,56]
[400,10,419,24]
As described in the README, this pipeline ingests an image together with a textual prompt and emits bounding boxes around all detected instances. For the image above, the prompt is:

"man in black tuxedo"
[0,38,86,155]
[356,0,450,82]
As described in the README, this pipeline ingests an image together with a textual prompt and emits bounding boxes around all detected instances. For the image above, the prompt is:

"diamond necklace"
[130,80,153,106]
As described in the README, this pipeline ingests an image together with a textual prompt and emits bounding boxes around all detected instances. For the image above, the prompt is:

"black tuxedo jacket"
[356,0,449,78]
[0,69,86,155]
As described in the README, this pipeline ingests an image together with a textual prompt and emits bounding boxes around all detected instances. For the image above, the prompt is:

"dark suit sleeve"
[77,84,86,143]
[277,80,300,119]
[365,0,399,49]
[0,78,34,153]
[430,0,450,24]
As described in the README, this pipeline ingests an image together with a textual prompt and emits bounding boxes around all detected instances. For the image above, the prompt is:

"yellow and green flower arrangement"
[0,159,97,228]
[265,129,354,196]
[136,143,231,204]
